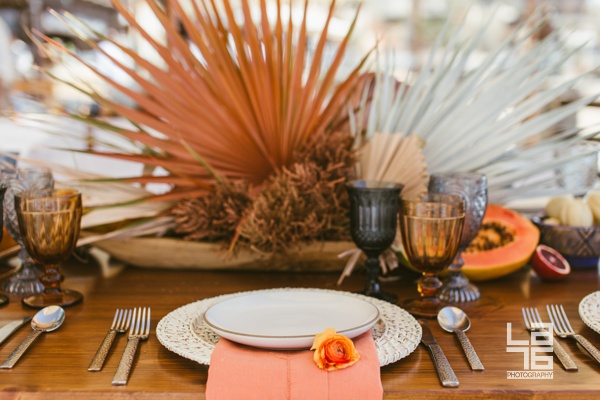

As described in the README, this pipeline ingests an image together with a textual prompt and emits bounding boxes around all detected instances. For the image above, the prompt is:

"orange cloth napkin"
[206,331,383,400]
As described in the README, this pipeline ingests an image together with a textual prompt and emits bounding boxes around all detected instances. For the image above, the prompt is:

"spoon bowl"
[437,306,471,333]
[32,305,66,332]
[437,306,484,371]
[0,305,65,369]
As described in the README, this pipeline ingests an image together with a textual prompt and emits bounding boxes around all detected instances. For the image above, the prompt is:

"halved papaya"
[462,204,539,281]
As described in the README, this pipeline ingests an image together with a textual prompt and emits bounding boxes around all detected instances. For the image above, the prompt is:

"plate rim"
[203,288,380,341]
[579,290,600,334]
[156,287,422,367]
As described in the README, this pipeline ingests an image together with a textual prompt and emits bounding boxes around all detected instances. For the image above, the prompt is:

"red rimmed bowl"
[532,217,600,268]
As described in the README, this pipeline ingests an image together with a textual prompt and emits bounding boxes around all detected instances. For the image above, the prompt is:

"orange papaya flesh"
[462,204,539,281]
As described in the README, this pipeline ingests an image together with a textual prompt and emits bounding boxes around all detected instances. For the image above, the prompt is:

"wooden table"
[0,256,599,399]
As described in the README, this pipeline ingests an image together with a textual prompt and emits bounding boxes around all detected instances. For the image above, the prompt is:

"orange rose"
[310,328,360,371]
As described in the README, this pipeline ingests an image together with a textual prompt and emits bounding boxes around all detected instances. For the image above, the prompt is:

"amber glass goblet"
[346,180,404,303]
[400,193,465,317]
[16,190,83,308]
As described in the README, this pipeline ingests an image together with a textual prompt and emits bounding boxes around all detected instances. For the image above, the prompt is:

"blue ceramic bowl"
[532,217,600,268]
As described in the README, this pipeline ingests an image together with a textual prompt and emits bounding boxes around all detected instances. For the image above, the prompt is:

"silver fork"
[88,309,132,371]
[522,307,577,371]
[112,307,151,386]
[547,304,600,365]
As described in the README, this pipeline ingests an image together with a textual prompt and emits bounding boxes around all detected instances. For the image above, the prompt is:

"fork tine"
[110,309,121,330]
[527,308,536,328]
[547,305,564,334]
[115,309,124,329]
[558,305,575,332]
[145,308,151,336]
[521,308,531,329]
[140,308,146,337]
[131,308,138,336]
[121,309,132,330]
[532,308,544,328]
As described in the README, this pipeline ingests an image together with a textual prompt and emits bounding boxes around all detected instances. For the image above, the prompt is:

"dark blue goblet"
[346,180,403,303]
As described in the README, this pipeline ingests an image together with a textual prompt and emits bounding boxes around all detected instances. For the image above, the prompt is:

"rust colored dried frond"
[171,180,252,242]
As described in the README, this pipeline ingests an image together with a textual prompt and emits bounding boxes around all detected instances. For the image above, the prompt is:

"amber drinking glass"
[400,193,465,317]
[16,190,83,308]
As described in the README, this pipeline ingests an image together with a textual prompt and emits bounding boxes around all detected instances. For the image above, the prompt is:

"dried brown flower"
[171,180,252,242]
[239,130,356,253]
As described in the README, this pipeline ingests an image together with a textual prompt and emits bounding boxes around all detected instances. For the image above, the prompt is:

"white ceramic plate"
[156,288,422,366]
[203,289,380,349]
[579,291,600,335]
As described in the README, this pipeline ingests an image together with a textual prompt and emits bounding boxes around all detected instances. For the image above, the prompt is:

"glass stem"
[39,264,64,296]
[418,272,443,301]
[364,255,382,295]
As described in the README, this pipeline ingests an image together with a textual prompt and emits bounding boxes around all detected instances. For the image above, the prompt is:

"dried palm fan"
[359,7,599,204]
[23,0,370,249]
[359,133,428,199]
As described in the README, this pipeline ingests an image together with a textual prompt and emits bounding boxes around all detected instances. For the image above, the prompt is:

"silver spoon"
[0,305,65,369]
[437,306,484,371]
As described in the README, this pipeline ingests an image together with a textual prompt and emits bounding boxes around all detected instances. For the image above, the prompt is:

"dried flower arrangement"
[29,0,382,256]
[10,0,597,269]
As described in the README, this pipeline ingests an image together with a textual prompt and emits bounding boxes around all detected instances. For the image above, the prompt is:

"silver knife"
[419,320,459,388]
[0,317,32,347]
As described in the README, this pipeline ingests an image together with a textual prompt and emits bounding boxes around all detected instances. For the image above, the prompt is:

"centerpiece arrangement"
[8,0,599,277]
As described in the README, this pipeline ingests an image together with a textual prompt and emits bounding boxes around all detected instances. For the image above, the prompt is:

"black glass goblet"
[346,180,403,303]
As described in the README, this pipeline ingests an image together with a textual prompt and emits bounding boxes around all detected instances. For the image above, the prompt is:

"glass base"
[403,297,446,318]
[359,289,398,304]
[439,272,480,303]
[1,264,44,296]
[22,289,83,309]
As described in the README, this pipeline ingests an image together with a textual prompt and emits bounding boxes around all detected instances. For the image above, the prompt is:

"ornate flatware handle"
[112,337,141,385]
[0,330,43,369]
[453,329,484,371]
[573,334,600,365]
[427,343,459,387]
[551,338,577,371]
[88,329,117,371]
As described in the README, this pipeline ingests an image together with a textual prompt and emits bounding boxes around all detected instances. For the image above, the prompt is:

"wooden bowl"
[532,217,600,268]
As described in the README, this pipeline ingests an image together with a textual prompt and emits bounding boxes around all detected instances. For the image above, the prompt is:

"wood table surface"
[0,256,599,399]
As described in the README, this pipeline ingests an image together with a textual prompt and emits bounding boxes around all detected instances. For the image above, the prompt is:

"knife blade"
[0,317,32,347]
[419,320,459,388]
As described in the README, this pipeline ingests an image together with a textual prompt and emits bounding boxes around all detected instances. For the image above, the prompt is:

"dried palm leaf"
[360,7,599,204]
[359,133,428,199]
[35,0,368,202]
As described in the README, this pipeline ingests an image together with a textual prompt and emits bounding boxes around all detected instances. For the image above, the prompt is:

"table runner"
[206,331,383,400]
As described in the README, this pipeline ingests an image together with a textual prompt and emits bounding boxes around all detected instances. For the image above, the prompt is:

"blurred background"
[1,0,600,164]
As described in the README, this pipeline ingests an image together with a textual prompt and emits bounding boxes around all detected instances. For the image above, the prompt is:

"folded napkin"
[206,331,383,400]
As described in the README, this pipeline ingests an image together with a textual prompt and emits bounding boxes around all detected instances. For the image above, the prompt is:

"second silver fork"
[547,304,600,365]
[88,309,132,371]
[522,307,577,371]
[112,307,151,386]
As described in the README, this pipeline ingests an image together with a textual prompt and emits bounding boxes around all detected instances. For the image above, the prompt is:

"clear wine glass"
[400,193,465,317]
[1,167,54,295]
[16,189,83,308]
[346,180,403,303]
[428,172,488,302]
